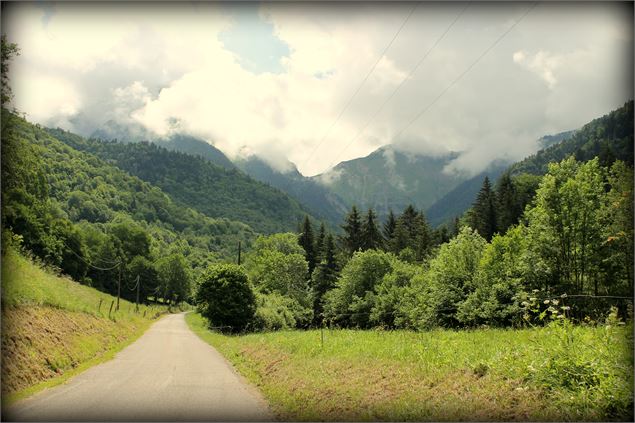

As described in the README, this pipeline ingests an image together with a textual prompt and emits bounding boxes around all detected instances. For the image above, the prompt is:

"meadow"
[1,247,169,403]
[187,312,633,421]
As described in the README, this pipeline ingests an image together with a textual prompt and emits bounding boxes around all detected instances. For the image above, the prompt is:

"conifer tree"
[382,209,397,251]
[298,215,316,276]
[342,205,363,255]
[468,176,497,241]
[415,212,433,260]
[311,233,338,325]
[495,173,521,234]
[361,208,383,250]
[315,222,326,262]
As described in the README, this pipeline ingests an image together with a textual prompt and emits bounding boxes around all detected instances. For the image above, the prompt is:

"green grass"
[1,247,170,403]
[1,247,166,319]
[186,312,634,421]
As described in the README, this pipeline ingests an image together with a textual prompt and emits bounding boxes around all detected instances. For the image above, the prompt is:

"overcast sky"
[3,1,633,176]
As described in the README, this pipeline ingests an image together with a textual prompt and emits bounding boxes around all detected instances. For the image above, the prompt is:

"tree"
[468,176,497,241]
[1,35,19,106]
[323,249,394,328]
[422,227,487,328]
[311,234,339,325]
[315,222,326,262]
[361,208,382,251]
[298,215,317,277]
[196,264,256,332]
[156,253,191,305]
[382,209,397,251]
[342,205,363,255]
[495,173,521,234]
[525,157,608,295]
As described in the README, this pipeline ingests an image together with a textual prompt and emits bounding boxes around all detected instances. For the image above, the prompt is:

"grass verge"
[1,247,169,404]
[186,312,633,421]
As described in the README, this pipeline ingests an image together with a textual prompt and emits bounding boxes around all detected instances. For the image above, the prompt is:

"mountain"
[425,160,509,227]
[1,110,254,270]
[312,146,468,219]
[48,128,313,234]
[91,120,235,170]
[235,156,348,226]
[509,101,633,176]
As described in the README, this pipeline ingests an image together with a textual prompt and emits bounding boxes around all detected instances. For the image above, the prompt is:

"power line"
[302,1,420,169]
[64,243,121,271]
[391,2,538,143]
[328,1,471,168]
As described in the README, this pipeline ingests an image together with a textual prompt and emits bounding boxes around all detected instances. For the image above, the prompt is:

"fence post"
[109,300,114,319]
[98,299,103,315]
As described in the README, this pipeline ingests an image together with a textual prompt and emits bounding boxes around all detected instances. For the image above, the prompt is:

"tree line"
[196,156,633,332]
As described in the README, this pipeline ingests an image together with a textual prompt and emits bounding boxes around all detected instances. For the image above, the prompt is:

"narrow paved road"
[5,313,273,421]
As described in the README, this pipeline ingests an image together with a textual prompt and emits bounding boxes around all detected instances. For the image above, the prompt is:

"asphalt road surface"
[4,313,274,421]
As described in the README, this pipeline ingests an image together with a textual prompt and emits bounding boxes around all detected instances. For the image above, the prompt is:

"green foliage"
[298,216,316,277]
[156,253,192,305]
[196,264,255,332]
[467,176,497,241]
[416,227,487,328]
[1,35,19,105]
[47,129,312,234]
[370,259,421,328]
[360,208,383,250]
[251,291,312,331]
[323,249,394,328]
[341,205,363,255]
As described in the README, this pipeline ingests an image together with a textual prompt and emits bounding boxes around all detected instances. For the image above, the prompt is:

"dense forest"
[46,128,314,235]
[1,110,254,304]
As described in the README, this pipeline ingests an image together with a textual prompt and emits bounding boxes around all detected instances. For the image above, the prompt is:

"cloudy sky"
[3,1,633,176]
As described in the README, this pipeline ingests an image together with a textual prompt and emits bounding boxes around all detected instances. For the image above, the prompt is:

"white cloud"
[3,1,632,177]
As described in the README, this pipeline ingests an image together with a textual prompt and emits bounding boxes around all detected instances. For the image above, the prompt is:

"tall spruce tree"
[468,176,497,241]
[361,208,383,250]
[342,205,363,255]
[298,215,317,277]
[415,212,433,260]
[382,209,397,251]
[311,233,338,325]
[315,222,326,262]
[495,173,521,234]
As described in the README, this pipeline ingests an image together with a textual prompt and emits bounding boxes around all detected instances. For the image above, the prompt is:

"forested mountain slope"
[47,128,314,234]
[1,110,254,293]
[312,146,467,219]
[235,156,348,227]
[509,101,633,175]
[425,161,509,227]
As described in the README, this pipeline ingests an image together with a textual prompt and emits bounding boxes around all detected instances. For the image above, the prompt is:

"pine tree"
[311,233,338,325]
[342,205,363,255]
[315,222,326,262]
[361,208,383,250]
[298,215,316,276]
[415,212,432,260]
[382,209,397,251]
[468,176,497,241]
[495,173,521,234]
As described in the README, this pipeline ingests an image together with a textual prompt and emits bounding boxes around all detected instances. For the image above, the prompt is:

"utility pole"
[117,262,121,311]
[135,275,140,312]
[237,241,241,265]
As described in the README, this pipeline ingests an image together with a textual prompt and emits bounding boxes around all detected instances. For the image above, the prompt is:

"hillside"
[425,161,509,227]
[1,245,168,400]
[313,146,467,219]
[47,128,314,235]
[1,111,254,290]
[509,101,634,176]
[235,155,348,227]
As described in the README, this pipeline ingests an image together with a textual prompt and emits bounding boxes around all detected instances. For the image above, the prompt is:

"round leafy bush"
[196,264,256,332]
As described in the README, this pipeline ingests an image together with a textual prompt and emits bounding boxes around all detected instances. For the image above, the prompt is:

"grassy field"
[1,247,169,403]
[187,312,633,421]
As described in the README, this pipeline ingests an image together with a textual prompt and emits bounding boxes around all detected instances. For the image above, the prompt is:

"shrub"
[251,291,312,331]
[196,264,255,332]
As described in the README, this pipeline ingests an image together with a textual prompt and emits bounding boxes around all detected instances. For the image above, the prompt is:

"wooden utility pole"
[116,263,121,311]
[135,275,140,312]
[237,241,241,265]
